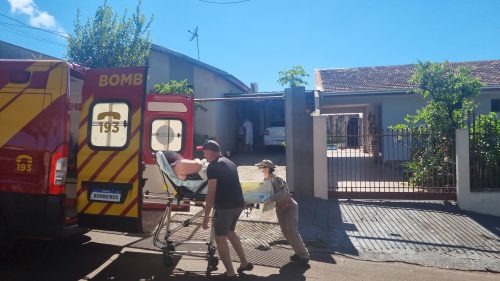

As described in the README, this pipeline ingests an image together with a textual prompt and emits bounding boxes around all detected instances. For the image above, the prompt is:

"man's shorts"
[213,207,244,236]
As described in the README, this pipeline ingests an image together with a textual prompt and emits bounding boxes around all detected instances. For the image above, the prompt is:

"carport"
[199,92,285,153]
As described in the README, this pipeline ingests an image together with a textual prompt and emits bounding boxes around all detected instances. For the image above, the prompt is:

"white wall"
[193,66,242,152]
[146,50,171,91]
[456,129,500,217]
[147,49,245,152]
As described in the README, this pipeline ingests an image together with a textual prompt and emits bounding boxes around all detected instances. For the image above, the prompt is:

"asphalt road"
[1,231,499,281]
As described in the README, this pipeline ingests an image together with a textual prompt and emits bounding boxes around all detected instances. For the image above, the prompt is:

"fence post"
[313,114,328,199]
[455,129,470,207]
[285,87,314,196]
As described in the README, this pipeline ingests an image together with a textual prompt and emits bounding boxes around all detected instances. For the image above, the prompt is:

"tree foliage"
[277,65,309,88]
[470,113,500,189]
[66,0,153,68]
[391,61,483,187]
[152,80,207,112]
[152,79,193,95]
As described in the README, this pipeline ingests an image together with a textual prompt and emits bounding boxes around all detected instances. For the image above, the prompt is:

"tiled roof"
[316,60,500,93]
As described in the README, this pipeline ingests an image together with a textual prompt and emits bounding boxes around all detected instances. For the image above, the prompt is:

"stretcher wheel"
[163,254,174,267]
[208,256,219,268]
[166,244,175,252]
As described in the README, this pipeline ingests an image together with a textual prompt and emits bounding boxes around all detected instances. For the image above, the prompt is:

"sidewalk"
[136,196,500,273]
[294,196,500,272]
[167,252,499,281]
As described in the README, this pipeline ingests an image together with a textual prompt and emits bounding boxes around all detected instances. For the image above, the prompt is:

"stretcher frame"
[151,153,218,277]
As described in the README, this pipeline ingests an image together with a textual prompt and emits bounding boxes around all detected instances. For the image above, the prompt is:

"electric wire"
[0,13,69,39]
[0,25,66,48]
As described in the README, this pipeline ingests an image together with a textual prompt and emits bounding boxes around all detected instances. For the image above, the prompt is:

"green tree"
[277,65,309,87]
[391,61,483,187]
[66,0,153,68]
[469,113,500,189]
[152,80,207,112]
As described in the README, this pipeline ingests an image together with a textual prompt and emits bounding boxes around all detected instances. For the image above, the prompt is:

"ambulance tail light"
[49,144,68,195]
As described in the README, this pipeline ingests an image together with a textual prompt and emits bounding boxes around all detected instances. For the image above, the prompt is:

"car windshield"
[269,120,284,127]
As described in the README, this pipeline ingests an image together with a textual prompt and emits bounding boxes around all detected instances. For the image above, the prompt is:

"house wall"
[193,67,241,152]
[147,49,245,152]
[475,90,500,116]
[146,51,171,89]
[321,90,500,162]
[0,41,54,59]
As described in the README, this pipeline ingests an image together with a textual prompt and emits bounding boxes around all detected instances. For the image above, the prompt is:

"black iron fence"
[469,113,500,191]
[327,127,456,200]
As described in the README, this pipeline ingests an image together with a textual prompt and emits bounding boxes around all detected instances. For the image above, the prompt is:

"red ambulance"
[0,60,194,253]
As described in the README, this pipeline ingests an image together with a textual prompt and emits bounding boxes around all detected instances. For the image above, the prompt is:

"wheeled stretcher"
[151,152,272,276]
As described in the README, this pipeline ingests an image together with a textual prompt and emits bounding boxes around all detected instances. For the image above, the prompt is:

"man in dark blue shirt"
[201,140,253,277]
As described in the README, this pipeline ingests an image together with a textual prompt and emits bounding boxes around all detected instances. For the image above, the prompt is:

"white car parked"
[263,120,285,147]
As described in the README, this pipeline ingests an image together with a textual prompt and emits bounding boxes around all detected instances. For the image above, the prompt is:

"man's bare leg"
[215,235,236,276]
[227,230,249,268]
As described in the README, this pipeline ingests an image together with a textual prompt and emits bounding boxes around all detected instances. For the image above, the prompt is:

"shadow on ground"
[0,235,122,281]
[296,196,500,271]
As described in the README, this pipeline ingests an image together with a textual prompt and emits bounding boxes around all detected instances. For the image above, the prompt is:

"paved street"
[1,231,499,281]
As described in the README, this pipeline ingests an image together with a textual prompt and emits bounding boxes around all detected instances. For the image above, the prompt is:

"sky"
[1,0,500,91]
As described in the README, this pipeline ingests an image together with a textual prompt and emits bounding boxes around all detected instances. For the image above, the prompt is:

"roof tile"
[317,60,500,93]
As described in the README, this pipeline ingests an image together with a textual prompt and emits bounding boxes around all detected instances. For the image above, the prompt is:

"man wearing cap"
[256,159,310,265]
[201,140,253,277]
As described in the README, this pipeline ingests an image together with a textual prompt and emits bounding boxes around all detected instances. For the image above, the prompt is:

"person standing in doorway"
[201,140,253,277]
[256,159,310,265]
[242,118,253,152]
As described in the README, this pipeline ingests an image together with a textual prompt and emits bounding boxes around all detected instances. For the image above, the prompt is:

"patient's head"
[163,151,183,164]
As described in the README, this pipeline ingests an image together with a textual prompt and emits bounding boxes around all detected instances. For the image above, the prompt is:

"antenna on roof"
[188,26,200,60]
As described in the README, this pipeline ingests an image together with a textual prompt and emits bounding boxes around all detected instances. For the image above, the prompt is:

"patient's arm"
[173,159,202,180]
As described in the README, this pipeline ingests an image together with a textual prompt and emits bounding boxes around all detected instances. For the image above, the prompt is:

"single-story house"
[0,40,55,59]
[315,60,500,161]
[148,44,251,152]
[316,60,500,129]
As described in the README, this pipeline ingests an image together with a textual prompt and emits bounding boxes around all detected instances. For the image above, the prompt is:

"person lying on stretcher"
[162,151,208,181]
[157,151,272,204]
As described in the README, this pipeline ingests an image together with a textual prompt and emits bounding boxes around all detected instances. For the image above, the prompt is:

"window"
[90,102,130,148]
[491,99,500,112]
[151,119,184,152]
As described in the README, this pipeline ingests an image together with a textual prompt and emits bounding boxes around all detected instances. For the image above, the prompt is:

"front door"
[76,67,146,232]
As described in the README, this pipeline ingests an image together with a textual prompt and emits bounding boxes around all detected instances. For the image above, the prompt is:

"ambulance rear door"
[76,67,146,232]
[141,94,194,208]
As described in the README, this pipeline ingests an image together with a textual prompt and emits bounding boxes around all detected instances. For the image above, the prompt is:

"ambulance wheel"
[163,254,174,267]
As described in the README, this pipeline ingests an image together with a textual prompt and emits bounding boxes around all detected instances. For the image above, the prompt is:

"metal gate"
[326,115,456,200]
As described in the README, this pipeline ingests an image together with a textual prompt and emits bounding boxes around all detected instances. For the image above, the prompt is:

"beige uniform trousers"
[275,198,310,259]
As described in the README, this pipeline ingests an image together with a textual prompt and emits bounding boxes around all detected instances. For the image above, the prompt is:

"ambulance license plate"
[89,188,121,203]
